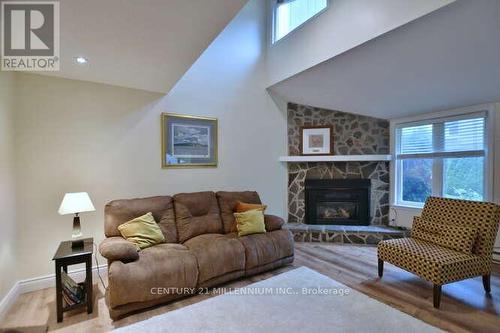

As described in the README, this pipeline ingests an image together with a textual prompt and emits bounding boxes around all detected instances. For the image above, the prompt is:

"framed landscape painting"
[161,113,218,168]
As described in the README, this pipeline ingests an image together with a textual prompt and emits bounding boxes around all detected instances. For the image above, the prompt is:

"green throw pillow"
[118,212,165,250]
[234,209,266,237]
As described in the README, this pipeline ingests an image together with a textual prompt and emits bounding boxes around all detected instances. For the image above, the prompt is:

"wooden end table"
[52,238,94,322]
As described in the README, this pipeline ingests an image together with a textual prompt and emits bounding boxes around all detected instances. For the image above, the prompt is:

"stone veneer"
[287,103,390,226]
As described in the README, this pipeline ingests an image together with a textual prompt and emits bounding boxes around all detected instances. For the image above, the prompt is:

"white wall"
[0,72,18,299]
[266,0,455,86]
[390,103,500,251]
[158,0,287,211]
[14,74,163,279]
[13,0,286,280]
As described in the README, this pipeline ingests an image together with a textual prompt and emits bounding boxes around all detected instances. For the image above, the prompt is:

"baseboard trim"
[0,281,20,321]
[493,251,500,264]
[0,264,107,320]
[18,263,108,294]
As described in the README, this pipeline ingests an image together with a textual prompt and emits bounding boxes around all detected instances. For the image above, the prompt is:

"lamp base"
[71,214,84,249]
[71,239,85,249]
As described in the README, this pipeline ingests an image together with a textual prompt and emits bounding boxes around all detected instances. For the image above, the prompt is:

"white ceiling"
[38,0,247,93]
[268,0,500,119]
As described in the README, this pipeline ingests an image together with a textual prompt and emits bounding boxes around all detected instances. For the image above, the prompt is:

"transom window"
[395,112,488,207]
[273,0,329,43]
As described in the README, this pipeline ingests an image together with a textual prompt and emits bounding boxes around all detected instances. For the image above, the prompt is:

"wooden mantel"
[279,155,392,162]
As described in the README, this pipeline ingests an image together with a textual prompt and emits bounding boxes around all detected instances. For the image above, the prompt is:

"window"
[395,113,488,207]
[273,0,329,43]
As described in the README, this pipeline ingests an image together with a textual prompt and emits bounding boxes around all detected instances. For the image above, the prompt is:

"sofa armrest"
[99,237,139,262]
[264,214,284,232]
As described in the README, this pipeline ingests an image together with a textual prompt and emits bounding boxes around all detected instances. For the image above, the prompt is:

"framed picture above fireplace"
[300,126,333,155]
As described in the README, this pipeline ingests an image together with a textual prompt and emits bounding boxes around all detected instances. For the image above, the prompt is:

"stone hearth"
[285,224,410,245]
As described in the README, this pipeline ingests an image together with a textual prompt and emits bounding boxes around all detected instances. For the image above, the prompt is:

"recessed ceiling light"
[74,56,88,65]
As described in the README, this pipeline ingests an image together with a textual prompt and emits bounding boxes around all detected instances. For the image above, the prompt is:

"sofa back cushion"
[411,216,477,254]
[216,191,262,233]
[105,196,177,243]
[174,191,223,243]
[421,196,500,257]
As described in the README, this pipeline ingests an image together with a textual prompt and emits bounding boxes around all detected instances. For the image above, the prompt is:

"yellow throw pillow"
[232,201,267,232]
[118,212,165,250]
[234,209,266,237]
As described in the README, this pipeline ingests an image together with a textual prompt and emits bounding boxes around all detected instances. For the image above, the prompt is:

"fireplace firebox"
[305,179,371,225]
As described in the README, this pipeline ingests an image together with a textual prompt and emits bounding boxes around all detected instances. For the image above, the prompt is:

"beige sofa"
[99,191,294,319]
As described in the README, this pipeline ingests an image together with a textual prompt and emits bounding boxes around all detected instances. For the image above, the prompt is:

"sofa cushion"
[411,216,477,254]
[236,229,294,270]
[107,243,198,308]
[174,192,223,243]
[105,196,177,243]
[216,191,262,233]
[378,238,489,285]
[183,234,245,283]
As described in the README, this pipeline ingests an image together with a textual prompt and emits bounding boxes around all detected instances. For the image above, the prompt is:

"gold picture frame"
[161,113,218,168]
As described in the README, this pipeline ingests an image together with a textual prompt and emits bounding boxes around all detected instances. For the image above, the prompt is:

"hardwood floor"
[294,244,500,333]
[2,243,499,332]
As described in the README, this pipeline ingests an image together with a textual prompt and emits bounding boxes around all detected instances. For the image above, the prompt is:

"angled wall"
[157,0,287,212]
[267,0,454,86]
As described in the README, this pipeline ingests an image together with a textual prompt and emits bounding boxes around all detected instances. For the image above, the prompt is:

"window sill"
[391,204,423,211]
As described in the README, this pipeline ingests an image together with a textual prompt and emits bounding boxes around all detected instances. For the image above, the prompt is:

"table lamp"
[58,192,95,249]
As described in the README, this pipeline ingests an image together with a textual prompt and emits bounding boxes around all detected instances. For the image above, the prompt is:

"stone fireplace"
[284,103,410,245]
[287,103,390,226]
[305,179,371,226]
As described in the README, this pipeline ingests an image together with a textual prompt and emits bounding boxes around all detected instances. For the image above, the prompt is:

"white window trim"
[271,0,330,45]
[390,104,494,209]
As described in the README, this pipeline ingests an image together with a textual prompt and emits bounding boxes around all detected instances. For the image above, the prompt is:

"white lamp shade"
[58,192,96,215]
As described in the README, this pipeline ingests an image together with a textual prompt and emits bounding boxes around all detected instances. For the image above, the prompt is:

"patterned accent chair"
[377,197,500,308]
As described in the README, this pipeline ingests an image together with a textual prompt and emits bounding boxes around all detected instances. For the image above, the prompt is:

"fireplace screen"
[305,179,370,225]
[317,202,357,220]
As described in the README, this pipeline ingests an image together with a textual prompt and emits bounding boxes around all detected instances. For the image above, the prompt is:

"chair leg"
[483,274,491,293]
[378,259,383,278]
[433,285,442,309]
